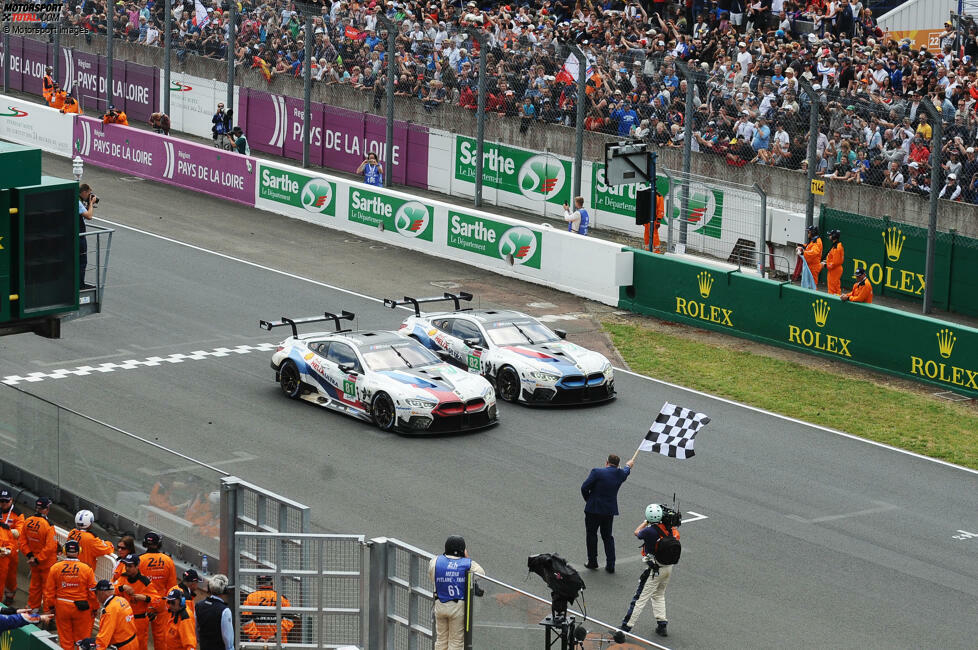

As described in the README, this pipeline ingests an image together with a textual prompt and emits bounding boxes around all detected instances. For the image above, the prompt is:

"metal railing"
[221,476,311,584]
[368,537,435,650]
[234,532,366,649]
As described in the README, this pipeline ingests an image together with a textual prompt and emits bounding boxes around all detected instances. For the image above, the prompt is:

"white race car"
[261,311,498,433]
[386,294,615,405]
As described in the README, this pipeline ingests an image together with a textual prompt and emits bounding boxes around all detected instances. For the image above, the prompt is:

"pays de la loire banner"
[73,116,256,205]
[0,36,158,122]
[239,88,429,188]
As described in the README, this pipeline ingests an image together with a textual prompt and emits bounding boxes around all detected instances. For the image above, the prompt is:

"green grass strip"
[606,321,978,470]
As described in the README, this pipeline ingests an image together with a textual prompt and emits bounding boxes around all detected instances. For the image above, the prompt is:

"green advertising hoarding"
[348,187,434,242]
[591,163,723,238]
[257,164,336,216]
[621,249,978,396]
[447,211,543,269]
[455,136,572,206]
[819,207,978,317]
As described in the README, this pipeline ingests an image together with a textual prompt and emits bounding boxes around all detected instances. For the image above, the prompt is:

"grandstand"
[52,0,978,205]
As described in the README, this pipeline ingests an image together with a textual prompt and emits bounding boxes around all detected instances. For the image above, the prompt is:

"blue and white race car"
[260,311,498,433]
[386,294,615,405]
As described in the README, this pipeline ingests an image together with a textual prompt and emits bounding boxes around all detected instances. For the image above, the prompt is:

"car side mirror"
[339,363,359,375]
[554,329,567,339]
[464,337,483,350]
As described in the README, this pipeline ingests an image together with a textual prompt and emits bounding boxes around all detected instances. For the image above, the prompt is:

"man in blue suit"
[581,454,635,573]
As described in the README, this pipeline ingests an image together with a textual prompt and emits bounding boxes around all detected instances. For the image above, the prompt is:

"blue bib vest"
[434,555,472,603]
[570,208,590,236]
[364,163,383,186]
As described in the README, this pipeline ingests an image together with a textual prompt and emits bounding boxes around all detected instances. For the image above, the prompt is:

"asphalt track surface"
[2,154,977,648]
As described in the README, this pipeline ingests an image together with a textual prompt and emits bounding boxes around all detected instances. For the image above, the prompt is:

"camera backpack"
[652,527,682,566]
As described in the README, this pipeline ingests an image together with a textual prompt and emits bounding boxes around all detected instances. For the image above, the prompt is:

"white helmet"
[74,509,94,529]
[645,504,663,524]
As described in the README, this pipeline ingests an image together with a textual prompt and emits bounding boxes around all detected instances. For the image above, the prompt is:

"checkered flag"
[639,402,711,459]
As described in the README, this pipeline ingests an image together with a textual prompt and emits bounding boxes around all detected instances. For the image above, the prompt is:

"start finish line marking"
[2,343,278,386]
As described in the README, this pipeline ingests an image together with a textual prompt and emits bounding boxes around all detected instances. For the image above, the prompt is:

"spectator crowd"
[56,0,978,203]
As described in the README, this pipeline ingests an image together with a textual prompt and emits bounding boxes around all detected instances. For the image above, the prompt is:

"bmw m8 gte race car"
[260,311,498,433]
[386,294,615,405]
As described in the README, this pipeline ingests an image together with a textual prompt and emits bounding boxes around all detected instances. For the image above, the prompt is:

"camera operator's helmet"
[645,504,664,524]
[74,510,94,529]
[444,535,466,556]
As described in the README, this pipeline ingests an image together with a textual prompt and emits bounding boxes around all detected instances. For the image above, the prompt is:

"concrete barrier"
[254,160,632,306]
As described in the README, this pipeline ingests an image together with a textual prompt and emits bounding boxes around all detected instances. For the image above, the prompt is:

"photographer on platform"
[620,504,682,638]
[78,184,97,289]
[427,536,484,650]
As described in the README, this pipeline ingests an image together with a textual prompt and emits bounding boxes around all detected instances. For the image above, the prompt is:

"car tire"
[372,392,397,432]
[279,360,302,399]
[496,366,521,403]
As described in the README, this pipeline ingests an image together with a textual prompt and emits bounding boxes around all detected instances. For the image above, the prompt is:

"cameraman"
[78,184,97,289]
[196,574,233,650]
[619,504,680,638]
[427,536,484,650]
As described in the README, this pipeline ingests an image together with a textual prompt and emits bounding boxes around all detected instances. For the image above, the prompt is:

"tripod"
[540,606,587,650]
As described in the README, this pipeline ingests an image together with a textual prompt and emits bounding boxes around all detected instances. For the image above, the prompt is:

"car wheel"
[372,392,397,432]
[279,360,302,399]
[496,366,521,403]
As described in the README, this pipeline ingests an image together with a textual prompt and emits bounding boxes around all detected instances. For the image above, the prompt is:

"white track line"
[91,218,978,477]
[2,343,277,385]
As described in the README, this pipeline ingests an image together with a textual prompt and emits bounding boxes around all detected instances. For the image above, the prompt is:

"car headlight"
[404,398,437,408]
[602,362,613,378]
[482,385,494,398]
[529,371,560,382]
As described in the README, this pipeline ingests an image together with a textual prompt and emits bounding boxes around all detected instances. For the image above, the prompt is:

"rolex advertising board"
[621,248,978,397]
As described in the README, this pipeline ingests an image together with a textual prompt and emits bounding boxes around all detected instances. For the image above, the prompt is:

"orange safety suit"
[242,589,294,642]
[642,194,666,254]
[138,552,176,647]
[44,558,98,650]
[842,277,873,303]
[67,529,114,571]
[60,97,82,114]
[801,237,823,286]
[1,505,24,600]
[42,73,55,102]
[164,606,197,650]
[823,242,845,296]
[48,89,66,110]
[113,571,156,650]
[19,513,58,610]
[149,483,179,513]
[184,494,219,538]
[102,111,129,126]
[95,595,138,650]
[151,583,196,633]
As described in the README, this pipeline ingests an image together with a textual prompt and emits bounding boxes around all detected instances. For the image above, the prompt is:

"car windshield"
[361,342,441,371]
[486,320,559,346]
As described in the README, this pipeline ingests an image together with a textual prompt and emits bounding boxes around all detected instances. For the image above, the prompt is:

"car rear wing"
[259,311,355,338]
[384,292,473,317]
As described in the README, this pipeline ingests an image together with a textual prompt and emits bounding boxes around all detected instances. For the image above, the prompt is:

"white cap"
[948,173,957,179]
